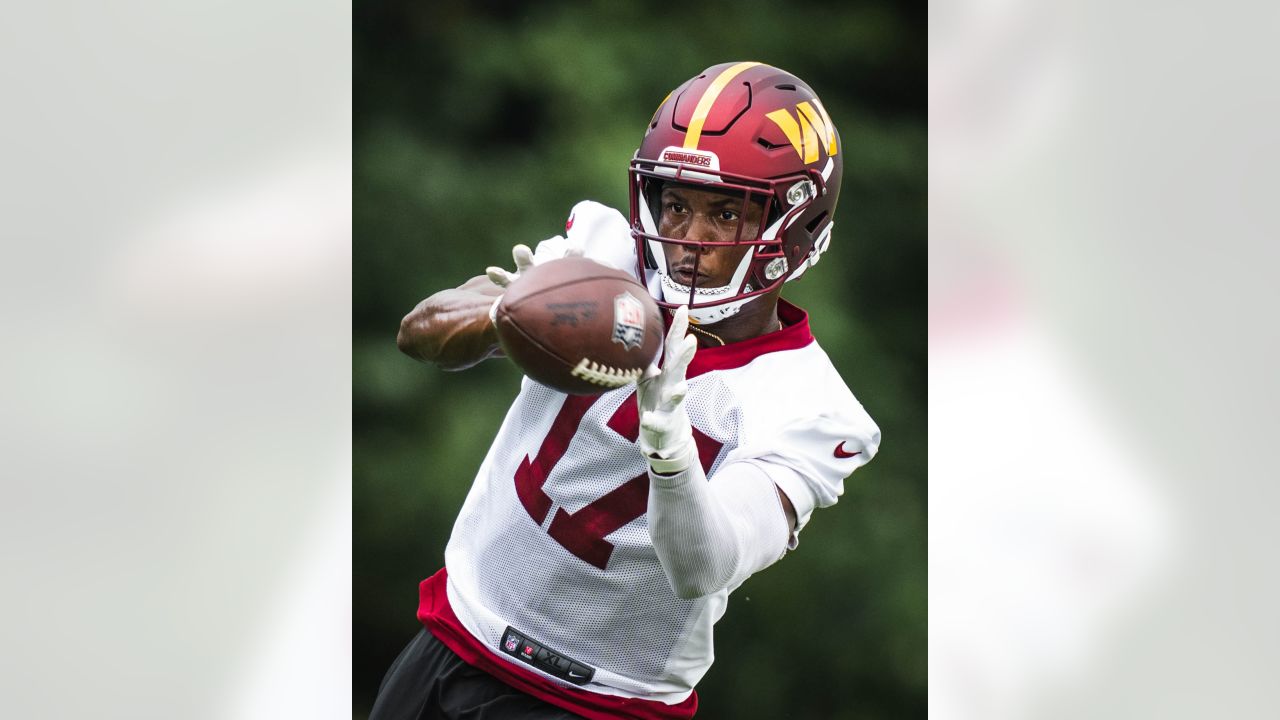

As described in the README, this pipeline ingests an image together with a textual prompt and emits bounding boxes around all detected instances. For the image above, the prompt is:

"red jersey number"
[514,393,722,570]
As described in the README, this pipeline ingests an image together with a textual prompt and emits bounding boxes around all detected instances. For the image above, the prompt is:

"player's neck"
[687,293,782,348]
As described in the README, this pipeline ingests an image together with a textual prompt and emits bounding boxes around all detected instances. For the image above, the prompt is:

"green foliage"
[355,2,924,717]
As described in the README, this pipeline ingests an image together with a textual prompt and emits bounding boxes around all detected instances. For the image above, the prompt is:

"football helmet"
[629,61,843,324]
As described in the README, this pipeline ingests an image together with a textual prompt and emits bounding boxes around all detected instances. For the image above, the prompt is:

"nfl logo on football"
[611,292,646,350]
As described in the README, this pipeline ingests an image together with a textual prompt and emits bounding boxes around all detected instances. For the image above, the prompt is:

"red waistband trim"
[418,568,698,720]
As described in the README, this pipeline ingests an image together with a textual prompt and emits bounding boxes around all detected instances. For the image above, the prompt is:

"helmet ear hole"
[805,210,829,234]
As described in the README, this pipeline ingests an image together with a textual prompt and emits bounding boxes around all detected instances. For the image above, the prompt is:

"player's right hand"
[637,306,698,475]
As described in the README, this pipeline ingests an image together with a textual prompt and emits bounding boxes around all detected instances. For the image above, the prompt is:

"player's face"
[657,184,765,288]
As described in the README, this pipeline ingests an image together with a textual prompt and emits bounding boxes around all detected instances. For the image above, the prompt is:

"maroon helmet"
[629,61,843,324]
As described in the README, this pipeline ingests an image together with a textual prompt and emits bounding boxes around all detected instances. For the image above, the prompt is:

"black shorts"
[369,628,584,720]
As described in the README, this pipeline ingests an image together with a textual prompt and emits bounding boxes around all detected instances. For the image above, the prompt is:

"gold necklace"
[687,320,785,347]
[687,323,726,346]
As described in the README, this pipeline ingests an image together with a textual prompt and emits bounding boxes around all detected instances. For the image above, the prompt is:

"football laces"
[570,358,644,388]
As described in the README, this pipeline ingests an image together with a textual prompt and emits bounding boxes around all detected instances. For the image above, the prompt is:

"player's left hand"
[637,306,698,475]
[484,238,586,325]
[485,237,585,289]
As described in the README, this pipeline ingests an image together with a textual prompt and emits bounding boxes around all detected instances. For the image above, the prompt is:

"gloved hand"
[485,244,537,290]
[637,306,699,475]
[484,238,584,324]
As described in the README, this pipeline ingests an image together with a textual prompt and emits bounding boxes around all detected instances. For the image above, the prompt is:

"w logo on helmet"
[765,101,839,165]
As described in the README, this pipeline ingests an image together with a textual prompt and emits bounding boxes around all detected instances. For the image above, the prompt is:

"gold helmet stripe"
[682,61,762,150]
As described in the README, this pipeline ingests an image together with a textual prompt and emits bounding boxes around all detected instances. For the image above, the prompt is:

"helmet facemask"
[629,159,824,325]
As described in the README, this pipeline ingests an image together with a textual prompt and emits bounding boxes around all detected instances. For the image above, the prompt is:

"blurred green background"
[354,1,924,718]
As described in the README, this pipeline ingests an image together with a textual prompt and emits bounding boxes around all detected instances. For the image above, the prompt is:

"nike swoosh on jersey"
[834,441,861,459]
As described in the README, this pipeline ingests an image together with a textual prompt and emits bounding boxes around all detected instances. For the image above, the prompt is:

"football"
[494,256,663,395]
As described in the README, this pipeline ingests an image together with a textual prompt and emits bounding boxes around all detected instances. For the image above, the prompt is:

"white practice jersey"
[420,201,880,718]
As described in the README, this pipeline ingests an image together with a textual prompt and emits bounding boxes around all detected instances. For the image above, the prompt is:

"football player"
[378,61,880,720]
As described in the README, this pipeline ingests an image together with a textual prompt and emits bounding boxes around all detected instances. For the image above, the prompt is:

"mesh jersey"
[419,202,880,719]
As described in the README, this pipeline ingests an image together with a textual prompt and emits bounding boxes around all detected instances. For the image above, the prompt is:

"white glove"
[485,244,537,290]
[484,238,584,324]
[637,306,699,475]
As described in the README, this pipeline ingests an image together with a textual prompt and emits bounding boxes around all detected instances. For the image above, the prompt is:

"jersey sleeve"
[562,200,638,275]
[532,202,639,287]
[734,400,881,549]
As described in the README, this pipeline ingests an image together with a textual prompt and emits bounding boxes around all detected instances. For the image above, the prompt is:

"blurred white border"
[0,2,350,717]
[932,0,1280,717]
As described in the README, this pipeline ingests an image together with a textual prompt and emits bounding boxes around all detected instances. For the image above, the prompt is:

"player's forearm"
[648,466,742,599]
[397,279,503,370]
[647,462,789,599]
